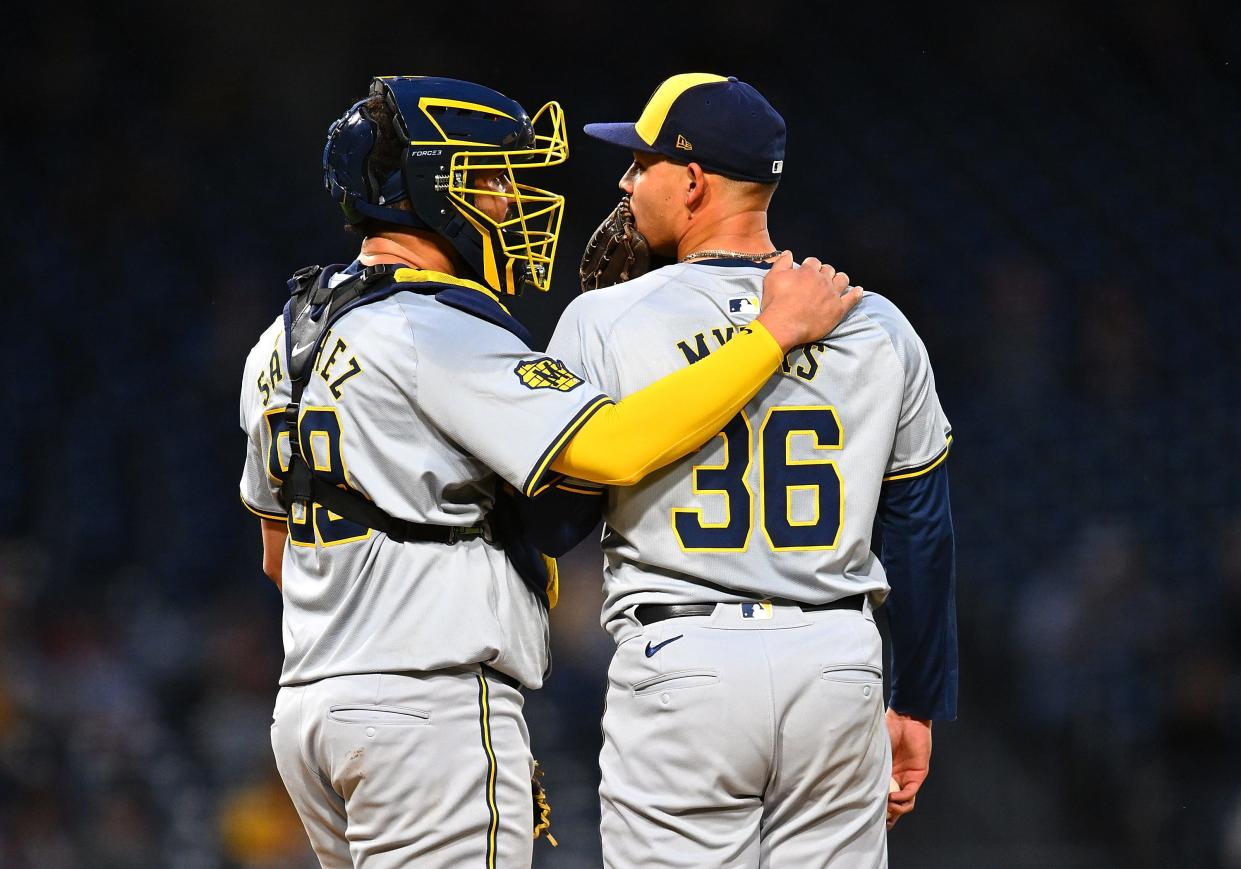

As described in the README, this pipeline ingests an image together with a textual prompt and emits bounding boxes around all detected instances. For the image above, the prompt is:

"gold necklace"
[681,248,782,263]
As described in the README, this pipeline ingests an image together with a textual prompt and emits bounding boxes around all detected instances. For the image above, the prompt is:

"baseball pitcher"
[550,73,958,868]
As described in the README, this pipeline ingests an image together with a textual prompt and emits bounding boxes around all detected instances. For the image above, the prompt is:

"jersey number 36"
[673,406,843,553]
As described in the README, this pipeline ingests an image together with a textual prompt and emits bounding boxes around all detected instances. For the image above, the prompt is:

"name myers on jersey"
[675,327,828,383]
[256,330,363,406]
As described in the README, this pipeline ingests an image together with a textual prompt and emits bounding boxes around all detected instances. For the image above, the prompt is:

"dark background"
[2,1,1239,866]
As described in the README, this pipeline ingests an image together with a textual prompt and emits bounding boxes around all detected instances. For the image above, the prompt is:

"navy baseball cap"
[584,73,786,183]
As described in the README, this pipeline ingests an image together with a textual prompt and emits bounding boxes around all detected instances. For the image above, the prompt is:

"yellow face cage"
[445,101,568,294]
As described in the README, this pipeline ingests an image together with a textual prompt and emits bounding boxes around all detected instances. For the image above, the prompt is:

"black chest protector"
[277,263,550,605]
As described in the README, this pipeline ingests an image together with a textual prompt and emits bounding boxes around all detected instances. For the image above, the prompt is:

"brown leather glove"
[579,196,651,291]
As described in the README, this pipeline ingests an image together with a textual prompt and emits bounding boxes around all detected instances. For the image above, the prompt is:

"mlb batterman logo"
[514,357,584,392]
[741,601,774,620]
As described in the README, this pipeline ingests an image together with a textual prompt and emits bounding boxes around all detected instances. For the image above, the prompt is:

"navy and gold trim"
[528,478,558,498]
[241,496,286,522]
[393,267,507,308]
[390,267,537,347]
[883,434,954,482]
[521,395,613,497]
[555,482,604,496]
[476,671,500,869]
[527,475,604,498]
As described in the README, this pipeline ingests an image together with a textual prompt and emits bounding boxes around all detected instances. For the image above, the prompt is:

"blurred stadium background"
[1,1,1238,866]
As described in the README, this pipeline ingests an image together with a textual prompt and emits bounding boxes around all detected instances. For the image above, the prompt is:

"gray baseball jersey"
[548,260,949,868]
[240,278,609,689]
[546,261,952,641]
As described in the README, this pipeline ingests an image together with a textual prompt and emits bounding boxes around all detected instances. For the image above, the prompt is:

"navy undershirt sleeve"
[511,478,605,557]
[874,462,958,720]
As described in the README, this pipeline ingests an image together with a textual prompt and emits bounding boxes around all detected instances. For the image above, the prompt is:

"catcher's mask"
[324,76,568,295]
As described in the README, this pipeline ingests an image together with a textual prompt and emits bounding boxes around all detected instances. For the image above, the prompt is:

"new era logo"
[771,160,784,174]
[675,134,693,151]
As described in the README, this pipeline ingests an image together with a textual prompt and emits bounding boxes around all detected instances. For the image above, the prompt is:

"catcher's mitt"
[579,196,651,291]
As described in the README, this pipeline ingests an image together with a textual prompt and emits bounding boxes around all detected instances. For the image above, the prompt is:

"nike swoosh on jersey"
[644,635,684,657]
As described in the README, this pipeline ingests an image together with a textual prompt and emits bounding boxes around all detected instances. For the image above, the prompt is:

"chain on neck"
[681,248,782,263]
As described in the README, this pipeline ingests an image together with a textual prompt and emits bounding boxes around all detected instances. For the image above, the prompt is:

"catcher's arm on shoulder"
[550,251,861,485]
[253,255,856,566]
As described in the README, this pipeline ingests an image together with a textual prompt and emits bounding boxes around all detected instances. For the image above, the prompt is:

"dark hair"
[344,93,411,237]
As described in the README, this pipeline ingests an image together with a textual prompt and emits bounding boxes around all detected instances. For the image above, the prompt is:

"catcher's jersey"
[240,274,608,688]
[546,261,951,640]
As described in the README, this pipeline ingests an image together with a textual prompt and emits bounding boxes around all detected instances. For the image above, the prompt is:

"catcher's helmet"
[323,76,568,295]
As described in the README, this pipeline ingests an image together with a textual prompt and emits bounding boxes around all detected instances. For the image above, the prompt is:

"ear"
[685,162,707,212]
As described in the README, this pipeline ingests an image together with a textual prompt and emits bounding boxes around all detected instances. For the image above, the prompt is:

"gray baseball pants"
[600,602,889,869]
[271,665,533,868]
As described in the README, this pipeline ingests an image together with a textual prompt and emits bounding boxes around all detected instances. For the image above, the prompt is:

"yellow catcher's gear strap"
[551,322,782,485]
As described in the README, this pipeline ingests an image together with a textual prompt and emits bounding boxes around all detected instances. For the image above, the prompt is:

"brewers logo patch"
[515,357,584,392]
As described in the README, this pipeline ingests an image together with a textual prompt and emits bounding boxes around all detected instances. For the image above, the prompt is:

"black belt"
[481,665,522,692]
[635,594,865,626]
